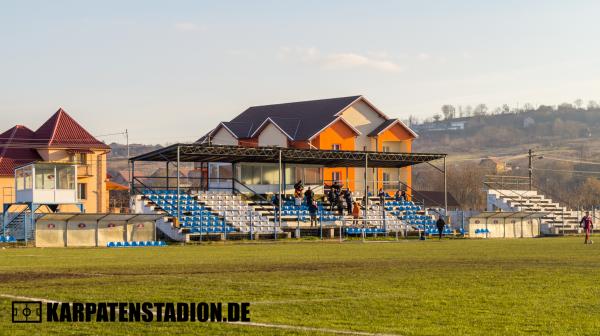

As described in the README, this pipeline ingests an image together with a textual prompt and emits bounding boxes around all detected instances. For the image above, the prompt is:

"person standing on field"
[580,211,594,244]
[308,201,318,227]
[436,215,446,240]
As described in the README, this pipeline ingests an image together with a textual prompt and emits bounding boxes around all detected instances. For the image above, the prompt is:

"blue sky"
[1,0,599,144]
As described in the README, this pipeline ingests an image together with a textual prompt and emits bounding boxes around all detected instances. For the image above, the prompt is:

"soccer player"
[580,211,594,244]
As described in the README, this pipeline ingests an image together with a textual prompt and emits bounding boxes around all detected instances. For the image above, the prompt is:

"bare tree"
[573,99,584,109]
[501,104,511,114]
[473,104,488,116]
[433,113,441,122]
[522,103,534,111]
[587,100,599,110]
[408,115,419,126]
[464,105,473,117]
[441,105,456,120]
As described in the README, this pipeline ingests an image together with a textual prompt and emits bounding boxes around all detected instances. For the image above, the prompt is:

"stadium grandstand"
[129,96,451,241]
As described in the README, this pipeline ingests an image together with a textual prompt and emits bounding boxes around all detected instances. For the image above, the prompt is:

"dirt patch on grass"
[0,272,92,283]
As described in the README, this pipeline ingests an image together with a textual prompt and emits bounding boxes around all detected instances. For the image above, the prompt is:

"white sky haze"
[1,0,599,143]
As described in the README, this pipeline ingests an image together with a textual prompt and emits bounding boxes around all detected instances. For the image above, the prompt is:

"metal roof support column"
[166,161,170,191]
[130,160,135,194]
[277,149,282,240]
[364,153,368,225]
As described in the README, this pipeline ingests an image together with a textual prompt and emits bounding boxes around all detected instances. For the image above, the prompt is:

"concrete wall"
[97,221,126,246]
[127,221,155,242]
[66,221,97,247]
[258,123,288,148]
[35,221,67,247]
[468,217,540,238]
[35,218,156,247]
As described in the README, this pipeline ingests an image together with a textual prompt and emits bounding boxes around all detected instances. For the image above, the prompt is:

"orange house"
[199,96,417,196]
[0,109,111,212]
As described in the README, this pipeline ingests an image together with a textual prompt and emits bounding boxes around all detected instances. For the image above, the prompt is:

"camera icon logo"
[12,301,42,323]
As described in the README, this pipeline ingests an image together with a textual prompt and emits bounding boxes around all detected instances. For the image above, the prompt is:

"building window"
[383,172,393,189]
[70,153,88,164]
[304,167,323,185]
[15,169,24,190]
[35,165,55,190]
[57,166,76,190]
[78,183,87,200]
[382,146,390,152]
[331,171,341,184]
[332,144,341,151]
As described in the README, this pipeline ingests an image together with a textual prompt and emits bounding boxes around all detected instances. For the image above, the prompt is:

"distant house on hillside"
[412,119,468,132]
[479,157,511,174]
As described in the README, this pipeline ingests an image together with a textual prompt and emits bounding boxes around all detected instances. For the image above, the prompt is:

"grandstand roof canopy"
[130,144,446,168]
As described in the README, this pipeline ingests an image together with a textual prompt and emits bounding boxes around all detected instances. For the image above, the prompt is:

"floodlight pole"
[528,149,533,191]
[176,145,181,223]
[130,160,135,195]
[126,129,130,193]
[444,156,448,216]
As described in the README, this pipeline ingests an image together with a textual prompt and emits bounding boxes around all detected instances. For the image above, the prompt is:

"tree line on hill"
[412,101,599,152]
[418,99,600,122]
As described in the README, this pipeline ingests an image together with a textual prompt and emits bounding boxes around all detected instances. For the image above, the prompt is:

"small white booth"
[14,163,78,205]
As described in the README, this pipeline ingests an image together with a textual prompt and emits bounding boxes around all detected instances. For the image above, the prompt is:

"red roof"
[0,125,43,176]
[34,108,110,149]
[0,108,110,176]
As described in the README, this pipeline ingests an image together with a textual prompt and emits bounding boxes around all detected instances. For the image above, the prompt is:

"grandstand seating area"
[0,236,17,243]
[381,199,445,236]
[474,228,491,235]
[280,198,340,222]
[195,192,279,233]
[139,189,448,240]
[107,241,166,247]
[144,190,238,234]
[487,189,581,234]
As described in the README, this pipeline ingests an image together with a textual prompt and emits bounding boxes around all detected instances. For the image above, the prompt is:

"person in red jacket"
[580,211,594,244]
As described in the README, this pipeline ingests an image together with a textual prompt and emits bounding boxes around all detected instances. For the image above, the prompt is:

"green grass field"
[0,237,599,335]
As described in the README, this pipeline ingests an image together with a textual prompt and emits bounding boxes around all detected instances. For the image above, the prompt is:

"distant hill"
[107,143,163,159]
[411,105,600,210]
[412,106,600,154]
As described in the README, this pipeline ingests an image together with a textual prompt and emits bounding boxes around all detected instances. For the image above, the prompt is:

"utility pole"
[126,129,131,193]
[528,149,533,191]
